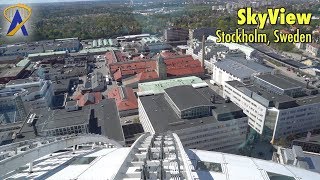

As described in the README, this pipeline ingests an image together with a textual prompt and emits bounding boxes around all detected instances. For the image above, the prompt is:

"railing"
[0,133,122,176]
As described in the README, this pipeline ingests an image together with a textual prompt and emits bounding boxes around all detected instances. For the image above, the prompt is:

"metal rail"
[0,134,122,175]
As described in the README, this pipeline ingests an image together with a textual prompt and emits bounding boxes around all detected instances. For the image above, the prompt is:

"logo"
[3,4,32,36]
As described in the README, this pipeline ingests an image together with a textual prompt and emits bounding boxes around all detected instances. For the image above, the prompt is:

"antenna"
[201,35,205,69]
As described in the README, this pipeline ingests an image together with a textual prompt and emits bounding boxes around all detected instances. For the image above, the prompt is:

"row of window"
[45,125,87,136]
[177,120,246,136]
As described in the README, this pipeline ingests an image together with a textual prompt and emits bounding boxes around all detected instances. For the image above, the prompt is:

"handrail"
[0,134,121,176]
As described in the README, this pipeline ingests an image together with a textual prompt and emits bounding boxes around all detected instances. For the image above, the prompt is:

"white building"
[5,78,53,106]
[1,132,319,180]
[294,42,306,50]
[211,56,273,87]
[207,35,255,59]
[138,84,248,153]
[223,74,320,143]
[186,39,229,70]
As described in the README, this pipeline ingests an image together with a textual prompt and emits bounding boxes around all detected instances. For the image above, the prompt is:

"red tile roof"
[105,50,128,65]
[132,56,151,61]
[109,60,157,80]
[164,55,204,76]
[122,71,159,86]
[107,86,138,111]
[113,69,122,81]
[160,51,179,58]
[110,55,203,83]
[115,51,127,62]
[105,51,115,65]
[136,71,159,81]
[74,92,102,107]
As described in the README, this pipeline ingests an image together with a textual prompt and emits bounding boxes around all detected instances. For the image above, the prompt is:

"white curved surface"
[0,134,121,175]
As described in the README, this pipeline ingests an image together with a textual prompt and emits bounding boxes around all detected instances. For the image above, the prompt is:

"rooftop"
[164,55,204,77]
[74,92,102,107]
[255,74,304,90]
[107,86,138,111]
[105,50,128,65]
[77,47,117,54]
[138,76,204,94]
[6,78,40,86]
[226,80,320,109]
[109,60,157,81]
[164,85,212,110]
[16,58,30,67]
[0,66,24,78]
[139,86,245,132]
[226,80,297,108]
[278,145,320,173]
[27,51,67,58]
[16,99,124,143]
[293,134,320,146]
[214,57,272,78]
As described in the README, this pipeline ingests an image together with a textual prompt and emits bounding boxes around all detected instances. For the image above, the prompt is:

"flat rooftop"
[226,80,320,108]
[16,99,124,143]
[214,57,272,79]
[294,134,320,146]
[226,80,296,107]
[139,86,245,132]
[295,95,320,106]
[6,78,39,86]
[164,85,213,111]
[0,66,24,77]
[255,74,304,90]
[138,76,204,94]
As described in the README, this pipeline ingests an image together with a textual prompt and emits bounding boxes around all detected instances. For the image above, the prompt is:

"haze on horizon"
[0,0,110,5]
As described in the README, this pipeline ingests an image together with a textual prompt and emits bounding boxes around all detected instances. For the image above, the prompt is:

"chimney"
[201,35,205,69]
[306,131,311,141]
[210,95,216,103]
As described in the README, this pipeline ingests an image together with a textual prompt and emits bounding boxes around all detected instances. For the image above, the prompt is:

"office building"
[5,78,53,106]
[16,99,125,144]
[138,84,248,153]
[189,27,216,41]
[212,56,273,87]
[164,28,189,45]
[223,74,320,142]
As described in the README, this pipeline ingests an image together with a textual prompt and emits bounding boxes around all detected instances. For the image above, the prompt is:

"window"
[267,172,295,180]
[196,161,223,173]
[70,157,97,165]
